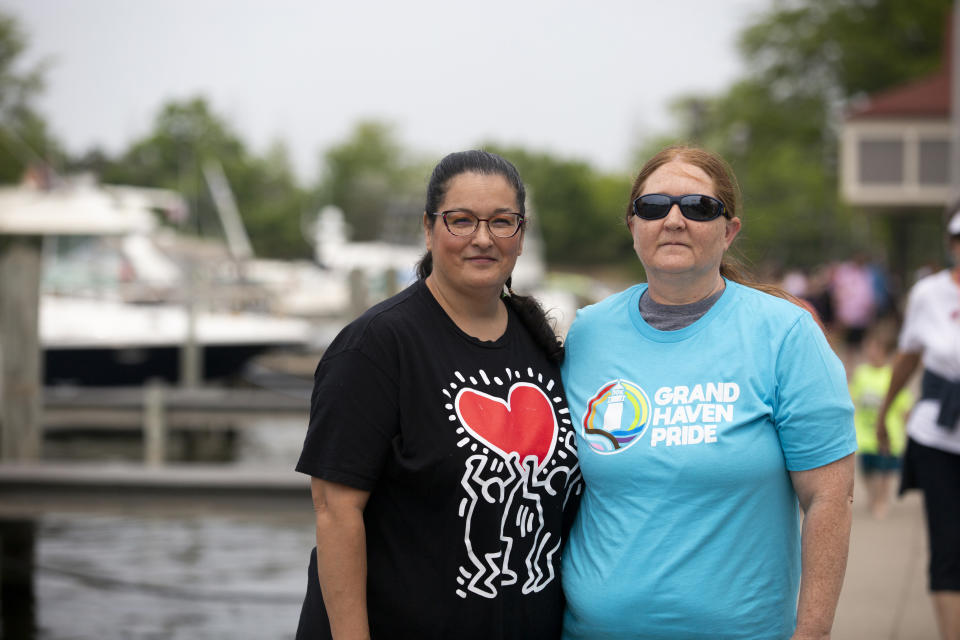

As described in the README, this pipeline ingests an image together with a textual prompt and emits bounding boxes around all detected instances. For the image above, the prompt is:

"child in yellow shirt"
[849,327,913,518]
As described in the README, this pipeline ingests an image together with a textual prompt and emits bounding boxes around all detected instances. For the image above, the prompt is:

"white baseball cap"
[950,210,960,235]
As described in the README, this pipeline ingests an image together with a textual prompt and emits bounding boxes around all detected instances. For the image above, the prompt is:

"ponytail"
[720,254,794,301]
[502,277,565,364]
[416,250,433,281]
[720,256,826,333]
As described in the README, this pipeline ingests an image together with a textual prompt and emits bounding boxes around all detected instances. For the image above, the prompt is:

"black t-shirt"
[295,279,582,640]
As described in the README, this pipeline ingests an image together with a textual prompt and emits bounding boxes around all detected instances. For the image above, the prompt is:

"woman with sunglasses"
[559,145,856,640]
[295,150,582,640]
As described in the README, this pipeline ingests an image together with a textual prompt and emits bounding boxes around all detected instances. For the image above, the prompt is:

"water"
[30,511,314,639]
[3,418,317,639]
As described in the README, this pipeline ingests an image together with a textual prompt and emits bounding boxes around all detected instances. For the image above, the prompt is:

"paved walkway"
[832,469,938,639]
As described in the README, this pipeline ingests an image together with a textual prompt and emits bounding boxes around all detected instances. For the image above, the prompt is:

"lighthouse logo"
[582,379,651,454]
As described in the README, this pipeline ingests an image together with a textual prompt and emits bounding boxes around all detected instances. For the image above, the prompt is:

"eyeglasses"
[632,194,727,221]
[431,210,524,238]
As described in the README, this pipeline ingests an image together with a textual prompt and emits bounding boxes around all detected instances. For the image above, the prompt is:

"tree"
[652,0,952,270]
[315,121,428,243]
[483,145,635,268]
[0,10,61,184]
[100,97,312,258]
[740,0,948,101]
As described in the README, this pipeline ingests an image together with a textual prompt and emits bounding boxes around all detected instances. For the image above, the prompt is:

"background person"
[295,150,582,640]
[849,323,912,519]
[831,252,877,352]
[876,210,960,640]
[560,145,856,640]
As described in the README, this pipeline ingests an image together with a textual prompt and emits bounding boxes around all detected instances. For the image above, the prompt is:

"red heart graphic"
[455,383,557,468]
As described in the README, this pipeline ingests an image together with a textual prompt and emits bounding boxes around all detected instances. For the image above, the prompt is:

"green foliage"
[739,0,948,99]
[672,81,846,267]
[98,97,312,258]
[236,141,314,258]
[315,121,428,243]
[482,144,634,266]
[653,0,952,271]
[0,10,62,183]
[315,131,637,265]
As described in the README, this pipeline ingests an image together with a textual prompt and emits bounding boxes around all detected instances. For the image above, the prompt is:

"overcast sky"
[6,0,770,181]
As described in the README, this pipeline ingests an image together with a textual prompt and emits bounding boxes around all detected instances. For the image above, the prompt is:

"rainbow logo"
[581,379,651,454]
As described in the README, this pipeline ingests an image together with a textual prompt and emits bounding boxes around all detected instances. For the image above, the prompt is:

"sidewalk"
[832,470,938,639]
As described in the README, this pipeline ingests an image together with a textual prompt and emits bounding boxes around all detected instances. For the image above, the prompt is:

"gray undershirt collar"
[638,287,724,331]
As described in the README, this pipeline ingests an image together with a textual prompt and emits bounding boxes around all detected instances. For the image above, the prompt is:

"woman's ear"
[423,213,433,252]
[724,216,742,249]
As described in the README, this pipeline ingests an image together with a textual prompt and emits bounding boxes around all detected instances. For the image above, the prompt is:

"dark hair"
[865,320,899,355]
[416,150,563,363]
[424,149,526,219]
[627,145,812,312]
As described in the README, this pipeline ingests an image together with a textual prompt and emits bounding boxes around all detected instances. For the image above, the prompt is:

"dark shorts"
[900,438,960,591]
[858,453,901,474]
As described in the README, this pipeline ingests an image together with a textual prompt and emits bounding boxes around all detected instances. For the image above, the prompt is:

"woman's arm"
[311,477,372,640]
[875,351,922,454]
[789,453,855,640]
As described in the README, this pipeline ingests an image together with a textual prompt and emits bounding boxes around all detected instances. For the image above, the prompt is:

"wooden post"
[179,265,202,388]
[384,267,400,298]
[0,236,42,461]
[347,268,368,320]
[144,379,167,466]
[180,295,202,388]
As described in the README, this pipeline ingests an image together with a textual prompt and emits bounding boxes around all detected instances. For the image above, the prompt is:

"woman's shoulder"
[575,283,645,322]
[910,268,953,298]
[728,281,809,320]
[724,281,828,340]
[563,284,644,358]
[326,281,428,355]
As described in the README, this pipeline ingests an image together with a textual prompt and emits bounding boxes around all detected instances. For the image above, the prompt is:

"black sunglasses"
[632,193,727,221]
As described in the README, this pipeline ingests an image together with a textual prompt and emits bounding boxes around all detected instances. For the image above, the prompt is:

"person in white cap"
[877,208,960,640]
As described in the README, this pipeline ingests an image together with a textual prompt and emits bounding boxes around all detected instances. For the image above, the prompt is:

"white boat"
[3,174,588,387]
[0,177,321,386]
[40,295,316,385]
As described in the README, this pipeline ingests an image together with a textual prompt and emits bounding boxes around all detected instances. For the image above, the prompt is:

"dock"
[40,384,309,466]
[0,461,310,517]
[0,384,313,516]
[42,384,309,428]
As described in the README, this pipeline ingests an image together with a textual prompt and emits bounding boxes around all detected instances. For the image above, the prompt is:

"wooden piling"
[347,267,368,320]
[143,379,166,467]
[0,236,42,461]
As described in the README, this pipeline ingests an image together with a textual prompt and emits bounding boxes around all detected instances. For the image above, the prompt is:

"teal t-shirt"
[560,281,856,640]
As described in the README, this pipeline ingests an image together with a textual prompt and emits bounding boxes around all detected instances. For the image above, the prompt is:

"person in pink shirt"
[831,253,876,348]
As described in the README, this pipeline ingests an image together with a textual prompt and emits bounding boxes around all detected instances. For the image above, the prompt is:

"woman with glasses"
[559,145,856,640]
[295,150,582,640]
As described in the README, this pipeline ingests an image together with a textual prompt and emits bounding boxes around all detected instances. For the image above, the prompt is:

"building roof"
[846,68,949,120]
